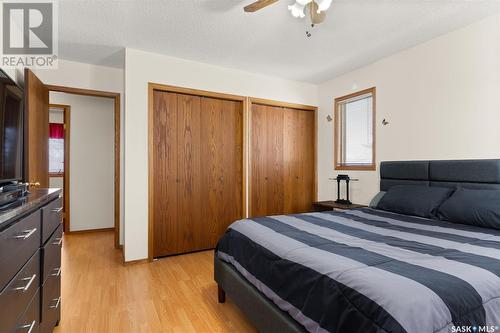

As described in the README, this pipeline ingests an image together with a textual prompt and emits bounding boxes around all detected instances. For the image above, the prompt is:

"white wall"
[318,13,500,205]
[49,109,64,123]
[49,176,64,191]
[50,92,115,232]
[124,48,318,261]
[2,59,125,244]
[6,59,123,92]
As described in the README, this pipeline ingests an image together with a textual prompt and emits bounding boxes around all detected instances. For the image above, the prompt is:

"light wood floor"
[54,231,256,332]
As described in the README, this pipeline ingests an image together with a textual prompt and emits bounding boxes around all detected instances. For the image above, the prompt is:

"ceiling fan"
[244,0,333,25]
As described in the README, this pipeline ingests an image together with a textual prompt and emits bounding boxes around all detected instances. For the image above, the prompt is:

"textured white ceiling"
[58,0,500,83]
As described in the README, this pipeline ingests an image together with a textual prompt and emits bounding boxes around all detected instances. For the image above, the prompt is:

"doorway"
[48,104,70,232]
[47,85,120,249]
[48,89,119,246]
[24,69,121,249]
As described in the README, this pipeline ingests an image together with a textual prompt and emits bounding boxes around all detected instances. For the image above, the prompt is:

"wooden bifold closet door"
[251,103,315,217]
[151,91,243,258]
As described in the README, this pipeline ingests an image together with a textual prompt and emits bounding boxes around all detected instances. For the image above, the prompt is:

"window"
[49,123,64,174]
[334,87,376,170]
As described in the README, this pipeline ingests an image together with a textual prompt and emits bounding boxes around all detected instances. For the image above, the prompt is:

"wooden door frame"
[48,104,71,233]
[248,97,318,217]
[147,83,248,261]
[24,68,50,188]
[47,85,121,250]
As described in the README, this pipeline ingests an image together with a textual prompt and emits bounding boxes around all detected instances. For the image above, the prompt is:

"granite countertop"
[0,188,62,230]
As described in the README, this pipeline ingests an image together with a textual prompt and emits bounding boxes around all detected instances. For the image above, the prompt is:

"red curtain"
[49,123,64,139]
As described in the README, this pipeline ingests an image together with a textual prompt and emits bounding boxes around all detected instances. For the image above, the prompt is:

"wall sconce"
[382,118,389,126]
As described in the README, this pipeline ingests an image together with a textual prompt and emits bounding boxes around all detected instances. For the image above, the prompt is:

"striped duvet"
[215,208,500,333]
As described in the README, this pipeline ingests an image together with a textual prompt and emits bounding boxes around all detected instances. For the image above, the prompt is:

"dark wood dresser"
[0,188,62,333]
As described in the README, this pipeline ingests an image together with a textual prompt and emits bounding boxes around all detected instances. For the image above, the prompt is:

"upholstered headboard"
[380,159,500,191]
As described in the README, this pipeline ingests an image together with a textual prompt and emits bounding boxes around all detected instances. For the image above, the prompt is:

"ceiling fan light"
[316,0,332,13]
[288,3,305,18]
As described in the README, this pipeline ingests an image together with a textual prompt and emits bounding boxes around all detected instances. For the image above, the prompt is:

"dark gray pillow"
[369,191,386,208]
[437,188,500,229]
[377,185,454,218]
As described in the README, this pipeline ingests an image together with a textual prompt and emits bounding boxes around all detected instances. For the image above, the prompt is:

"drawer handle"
[51,207,63,213]
[52,237,63,246]
[18,320,36,333]
[13,228,37,240]
[51,267,61,277]
[50,296,61,309]
[13,274,36,292]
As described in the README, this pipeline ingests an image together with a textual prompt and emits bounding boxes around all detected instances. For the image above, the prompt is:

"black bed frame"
[215,256,307,332]
[214,159,500,332]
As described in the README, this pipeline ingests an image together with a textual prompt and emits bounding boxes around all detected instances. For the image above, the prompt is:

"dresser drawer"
[42,224,62,284]
[0,250,40,333]
[0,211,41,291]
[14,288,40,333]
[40,274,60,333]
[41,198,62,245]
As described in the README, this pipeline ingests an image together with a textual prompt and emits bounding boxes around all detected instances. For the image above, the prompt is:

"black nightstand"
[312,201,367,212]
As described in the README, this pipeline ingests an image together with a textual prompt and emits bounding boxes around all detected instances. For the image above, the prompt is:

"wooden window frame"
[334,87,376,171]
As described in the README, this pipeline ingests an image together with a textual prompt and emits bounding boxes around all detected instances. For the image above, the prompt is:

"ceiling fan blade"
[307,1,326,24]
[244,0,279,12]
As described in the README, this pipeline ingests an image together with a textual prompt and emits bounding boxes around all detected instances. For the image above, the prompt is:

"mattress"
[215,208,500,333]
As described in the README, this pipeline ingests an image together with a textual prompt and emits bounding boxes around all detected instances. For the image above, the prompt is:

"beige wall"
[124,48,319,261]
[49,177,64,191]
[50,93,115,232]
[49,109,64,123]
[317,13,500,205]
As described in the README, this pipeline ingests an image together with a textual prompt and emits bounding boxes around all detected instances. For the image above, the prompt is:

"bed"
[214,159,500,333]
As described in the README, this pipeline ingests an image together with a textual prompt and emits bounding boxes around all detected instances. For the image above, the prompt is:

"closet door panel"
[200,97,224,247]
[151,90,243,257]
[284,108,299,214]
[177,94,203,253]
[220,100,243,235]
[152,91,178,258]
[250,103,315,217]
[296,109,315,213]
[250,104,269,217]
[266,106,284,216]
